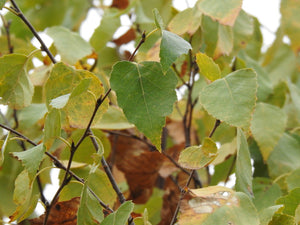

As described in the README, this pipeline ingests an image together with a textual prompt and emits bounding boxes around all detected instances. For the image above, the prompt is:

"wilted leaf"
[113,134,164,203]
[101,201,134,225]
[46,26,93,65]
[160,30,192,72]
[178,138,218,169]
[196,52,221,81]
[251,103,287,161]
[11,144,45,179]
[235,128,253,198]
[0,54,33,109]
[110,61,177,150]
[179,186,259,225]
[199,69,257,128]
[45,63,108,128]
[168,8,202,36]
[29,197,80,225]
[196,0,242,26]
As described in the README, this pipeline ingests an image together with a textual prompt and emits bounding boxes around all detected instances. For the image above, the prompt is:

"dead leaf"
[110,133,164,204]
[29,197,80,225]
[111,0,129,9]
[113,28,136,46]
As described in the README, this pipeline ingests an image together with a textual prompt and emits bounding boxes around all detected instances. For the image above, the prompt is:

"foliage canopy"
[0,0,300,224]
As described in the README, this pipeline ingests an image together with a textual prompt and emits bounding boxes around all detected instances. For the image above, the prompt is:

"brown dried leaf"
[113,28,136,46]
[111,0,129,10]
[29,197,80,225]
[111,134,164,203]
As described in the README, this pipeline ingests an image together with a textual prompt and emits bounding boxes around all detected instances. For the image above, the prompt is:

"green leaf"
[168,8,202,36]
[0,54,33,109]
[296,204,300,224]
[179,186,259,225]
[196,0,242,26]
[44,108,61,149]
[267,133,300,178]
[49,79,91,109]
[259,205,283,225]
[110,61,177,150]
[11,144,45,179]
[92,106,134,130]
[199,69,257,128]
[46,26,93,65]
[202,16,219,57]
[235,128,253,198]
[45,62,108,128]
[214,24,234,58]
[153,8,164,30]
[178,138,218,169]
[0,0,7,9]
[252,178,282,212]
[269,213,296,225]
[101,201,134,225]
[90,9,121,52]
[281,0,300,53]
[196,52,221,81]
[160,30,192,72]
[0,132,10,167]
[286,168,300,191]
[277,188,300,216]
[10,170,38,222]
[251,103,287,161]
[77,182,104,224]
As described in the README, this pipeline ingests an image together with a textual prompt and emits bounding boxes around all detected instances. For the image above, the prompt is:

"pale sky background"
[1,0,282,220]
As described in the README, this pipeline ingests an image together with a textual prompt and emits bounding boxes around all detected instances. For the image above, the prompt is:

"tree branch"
[9,0,56,64]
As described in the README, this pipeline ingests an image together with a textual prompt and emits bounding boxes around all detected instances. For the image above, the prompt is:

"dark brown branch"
[0,14,13,53]
[128,31,146,61]
[9,0,56,64]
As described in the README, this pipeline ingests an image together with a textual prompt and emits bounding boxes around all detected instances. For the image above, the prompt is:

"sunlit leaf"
[277,188,300,216]
[0,54,33,109]
[178,138,218,169]
[168,8,202,36]
[236,128,253,198]
[11,144,45,179]
[160,30,192,72]
[0,0,7,9]
[101,201,134,225]
[286,168,300,191]
[251,103,287,161]
[179,186,259,225]
[45,62,108,128]
[199,69,257,128]
[110,61,177,150]
[196,0,242,26]
[196,52,221,81]
[46,26,93,65]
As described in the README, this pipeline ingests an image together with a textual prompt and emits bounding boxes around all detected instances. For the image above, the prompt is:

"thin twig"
[9,0,56,64]
[128,31,146,61]
[0,14,13,53]
[88,130,135,225]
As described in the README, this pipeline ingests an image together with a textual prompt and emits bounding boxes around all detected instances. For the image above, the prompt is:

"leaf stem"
[9,0,57,64]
